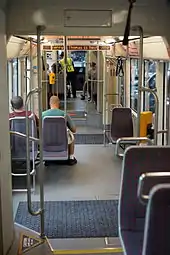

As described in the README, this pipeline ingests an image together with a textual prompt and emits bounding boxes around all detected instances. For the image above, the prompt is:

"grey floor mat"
[15,200,118,238]
[75,134,108,144]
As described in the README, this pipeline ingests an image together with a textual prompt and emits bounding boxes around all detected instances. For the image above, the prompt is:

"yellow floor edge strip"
[52,247,123,254]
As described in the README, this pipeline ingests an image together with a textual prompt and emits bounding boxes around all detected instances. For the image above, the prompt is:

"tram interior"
[1,0,170,253]
[8,32,170,254]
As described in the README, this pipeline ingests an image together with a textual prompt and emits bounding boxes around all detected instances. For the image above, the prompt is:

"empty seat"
[119,146,170,255]
[10,115,38,191]
[142,184,170,255]
[42,116,68,161]
[111,107,133,143]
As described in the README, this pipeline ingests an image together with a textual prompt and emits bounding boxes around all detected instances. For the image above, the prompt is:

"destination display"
[43,45,111,51]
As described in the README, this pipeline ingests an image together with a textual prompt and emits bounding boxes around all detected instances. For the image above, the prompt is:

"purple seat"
[10,116,38,161]
[111,107,133,143]
[119,146,170,255]
[10,115,38,192]
[42,116,68,161]
[142,184,170,255]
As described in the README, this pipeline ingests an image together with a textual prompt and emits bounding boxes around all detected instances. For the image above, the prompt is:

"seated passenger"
[42,96,77,165]
[9,96,39,135]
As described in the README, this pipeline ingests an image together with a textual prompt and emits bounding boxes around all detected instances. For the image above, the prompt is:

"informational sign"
[42,45,51,50]
[99,46,111,51]
[43,45,110,51]
[18,233,43,254]
[68,45,98,51]
[52,45,64,50]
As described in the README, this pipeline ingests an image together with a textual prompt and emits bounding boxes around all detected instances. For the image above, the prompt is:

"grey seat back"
[119,146,170,233]
[42,116,68,153]
[142,184,170,255]
[10,115,38,160]
[111,107,133,141]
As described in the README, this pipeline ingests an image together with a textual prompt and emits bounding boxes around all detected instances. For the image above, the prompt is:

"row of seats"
[10,114,69,191]
[119,146,170,255]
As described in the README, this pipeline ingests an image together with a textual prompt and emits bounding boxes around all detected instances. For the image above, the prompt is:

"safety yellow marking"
[52,247,123,254]
[18,233,44,254]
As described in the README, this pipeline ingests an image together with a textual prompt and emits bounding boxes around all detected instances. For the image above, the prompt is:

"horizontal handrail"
[115,137,153,157]
[138,172,170,205]
[157,130,168,134]
[10,131,39,142]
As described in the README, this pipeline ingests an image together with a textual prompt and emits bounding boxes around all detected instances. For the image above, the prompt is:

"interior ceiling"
[4,0,170,38]
[7,35,169,60]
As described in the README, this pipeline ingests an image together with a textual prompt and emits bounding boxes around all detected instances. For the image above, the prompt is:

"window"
[12,58,19,97]
[7,61,13,111]
[25,57,30,95]
[130,58,139,111]
[143,60,156,113]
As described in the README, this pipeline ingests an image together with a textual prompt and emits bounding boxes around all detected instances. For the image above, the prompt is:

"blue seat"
[119,146,170,255]
[42,116,68,161]
[10,115,38,192]
[142,184,170,255]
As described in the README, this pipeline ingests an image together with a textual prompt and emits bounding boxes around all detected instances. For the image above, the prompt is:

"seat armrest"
[137,172,170,205]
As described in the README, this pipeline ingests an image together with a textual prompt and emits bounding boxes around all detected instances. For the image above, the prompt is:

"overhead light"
[112,10,128,24]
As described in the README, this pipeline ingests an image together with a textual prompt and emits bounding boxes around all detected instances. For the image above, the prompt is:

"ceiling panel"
[5,0,170,38]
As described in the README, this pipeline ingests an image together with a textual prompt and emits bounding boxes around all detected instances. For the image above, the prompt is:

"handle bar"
[10,131,39,142]
[137,172,170,205]
[115,137,153,157]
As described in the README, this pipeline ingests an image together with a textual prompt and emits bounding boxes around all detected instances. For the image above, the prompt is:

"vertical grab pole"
[37,25,45,238]
[56,51,59,96]
[123,60,126,107]
[167,73,170,144]
[135,26,144,137]
[97,43,100,111]
[103,55,107,146]
[30,38,34,111]
[64,36,67,113]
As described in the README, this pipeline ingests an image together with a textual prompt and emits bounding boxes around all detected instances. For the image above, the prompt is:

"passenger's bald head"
[49,95,60,108]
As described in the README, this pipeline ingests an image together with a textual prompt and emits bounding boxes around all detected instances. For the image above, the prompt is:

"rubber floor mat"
[75,134,108,144]
[15,200,118,239]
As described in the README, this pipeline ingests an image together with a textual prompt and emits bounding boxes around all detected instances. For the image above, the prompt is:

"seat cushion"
[43,150,68,160]
[121,231,143,255]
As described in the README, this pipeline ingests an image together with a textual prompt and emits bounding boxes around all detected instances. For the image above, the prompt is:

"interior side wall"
[0,9,14,255]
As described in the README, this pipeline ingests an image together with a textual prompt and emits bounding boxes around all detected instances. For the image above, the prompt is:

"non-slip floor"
[75,134,108,144]
[15,200,119,238]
